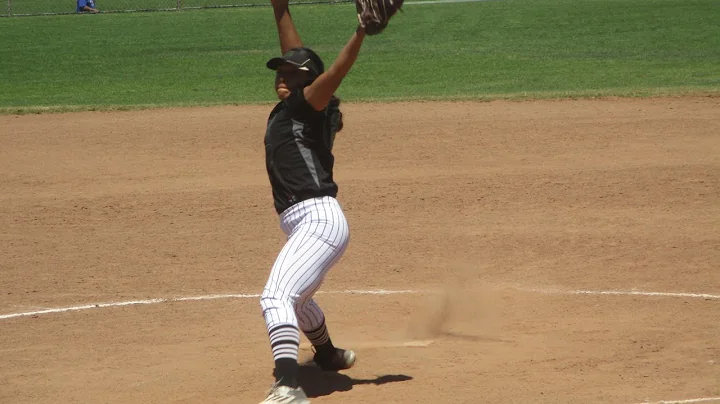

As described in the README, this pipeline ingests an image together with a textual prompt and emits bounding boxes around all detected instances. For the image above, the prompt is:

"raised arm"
[270,0,303,54]
[304,26,366,111]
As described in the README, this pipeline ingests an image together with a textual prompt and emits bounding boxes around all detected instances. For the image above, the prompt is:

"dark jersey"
[264,86,343,214]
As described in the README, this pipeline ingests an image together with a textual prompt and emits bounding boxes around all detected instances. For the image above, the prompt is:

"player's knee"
[260,287,293,311]
[260,288,277,306]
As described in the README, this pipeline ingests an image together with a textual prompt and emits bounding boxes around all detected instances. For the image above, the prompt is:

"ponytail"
[327,95,344,133]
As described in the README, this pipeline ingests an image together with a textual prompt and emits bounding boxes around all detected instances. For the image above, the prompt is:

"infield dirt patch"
[1,97,719,404]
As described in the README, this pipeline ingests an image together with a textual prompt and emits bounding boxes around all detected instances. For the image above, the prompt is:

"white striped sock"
[269,324,300,361]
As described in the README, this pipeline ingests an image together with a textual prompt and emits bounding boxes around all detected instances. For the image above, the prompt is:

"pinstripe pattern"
[261,196,350,346]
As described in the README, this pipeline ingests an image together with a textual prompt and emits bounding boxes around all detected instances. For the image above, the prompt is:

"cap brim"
[266,57,310,71]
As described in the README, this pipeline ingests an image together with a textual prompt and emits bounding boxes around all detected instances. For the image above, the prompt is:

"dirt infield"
[1,97,719,404]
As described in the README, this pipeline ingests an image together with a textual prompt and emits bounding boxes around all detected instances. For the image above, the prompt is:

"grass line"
[2,87,718,115]
[1,0,718,113]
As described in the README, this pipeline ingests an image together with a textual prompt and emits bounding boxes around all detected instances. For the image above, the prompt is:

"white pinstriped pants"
[260,196,350,333]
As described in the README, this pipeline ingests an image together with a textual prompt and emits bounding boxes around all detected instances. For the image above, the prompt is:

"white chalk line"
[636,398,720,404]
[1,287,716,404]
[524,288,720,300]
[0,289,417,320]
[1,287,718,321]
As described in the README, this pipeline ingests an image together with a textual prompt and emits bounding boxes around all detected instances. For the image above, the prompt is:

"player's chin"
[276,88,291,101]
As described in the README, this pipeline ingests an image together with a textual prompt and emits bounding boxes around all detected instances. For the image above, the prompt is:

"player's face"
[275,64,309,101]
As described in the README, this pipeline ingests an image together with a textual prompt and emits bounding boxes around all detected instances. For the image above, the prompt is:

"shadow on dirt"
[297,364,413,398]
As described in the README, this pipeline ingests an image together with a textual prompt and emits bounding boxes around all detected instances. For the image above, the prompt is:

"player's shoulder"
[269,101,285,117]
[285,86,326,117]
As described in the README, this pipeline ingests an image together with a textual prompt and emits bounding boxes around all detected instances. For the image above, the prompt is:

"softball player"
[258,0,368,402]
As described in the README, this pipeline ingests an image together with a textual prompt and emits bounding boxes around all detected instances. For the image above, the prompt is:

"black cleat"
[313,348,356,371]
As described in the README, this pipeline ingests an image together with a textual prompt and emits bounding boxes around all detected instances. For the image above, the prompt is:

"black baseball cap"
[266,47,324,78]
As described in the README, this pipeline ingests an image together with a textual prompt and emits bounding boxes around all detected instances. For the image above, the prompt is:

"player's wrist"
[270,0,290,9]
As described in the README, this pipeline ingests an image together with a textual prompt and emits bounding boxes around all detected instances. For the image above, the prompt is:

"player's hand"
[355,0,404,35]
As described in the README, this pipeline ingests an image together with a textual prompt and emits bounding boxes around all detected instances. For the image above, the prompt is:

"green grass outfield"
[1,0,719,113]
[4,0,296,16]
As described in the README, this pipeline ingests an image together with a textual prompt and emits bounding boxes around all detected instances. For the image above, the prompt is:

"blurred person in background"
[77,0,99,13]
